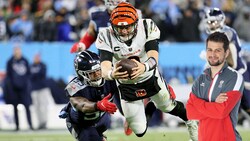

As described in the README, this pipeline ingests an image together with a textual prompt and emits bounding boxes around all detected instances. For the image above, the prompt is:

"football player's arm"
[99,50,113,80]
[70,22,96,53]
[70,94,117,114]
[143,40,159,72]
[100,50,128,80]
[131,40,158,79]
[70,96,96,113]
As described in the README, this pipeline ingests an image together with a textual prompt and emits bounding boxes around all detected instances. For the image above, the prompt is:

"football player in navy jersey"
[200,8,250,115]
[63,51,117,141]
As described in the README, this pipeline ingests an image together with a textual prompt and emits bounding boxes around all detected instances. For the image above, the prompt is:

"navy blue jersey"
[221,25,246,71]
[65,77,114,126]
[88,5,110,34]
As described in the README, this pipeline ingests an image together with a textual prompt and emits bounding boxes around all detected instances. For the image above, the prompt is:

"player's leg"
[96,113,111,134]
[150,69,198,141]
[66,117,104,141]
[113,80,133,135]
[120,99,147,137]
[96,113,111,141]
[114,79,157,135]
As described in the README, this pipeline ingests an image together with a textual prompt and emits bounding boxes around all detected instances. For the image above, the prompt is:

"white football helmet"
[204,8,225,34]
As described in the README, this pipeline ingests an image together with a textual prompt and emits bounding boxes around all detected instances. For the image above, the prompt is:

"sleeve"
[190,91,242,119]
[145,40,159,52]
[186,93,207,120]
[99,50,113,62]
[144,19,160,42]
[95,28,113,52]
[65,78,87,97]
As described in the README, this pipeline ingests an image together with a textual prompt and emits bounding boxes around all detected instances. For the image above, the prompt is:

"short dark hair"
[206,32,229,51]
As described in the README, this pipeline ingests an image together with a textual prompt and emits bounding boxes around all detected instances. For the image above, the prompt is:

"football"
[116,58,138,77]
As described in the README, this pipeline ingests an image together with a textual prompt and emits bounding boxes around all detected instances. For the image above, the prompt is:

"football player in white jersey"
[69,0,143,136]
[95,2,198,140]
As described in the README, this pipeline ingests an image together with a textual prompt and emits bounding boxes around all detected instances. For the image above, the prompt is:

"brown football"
[116,58,138,77]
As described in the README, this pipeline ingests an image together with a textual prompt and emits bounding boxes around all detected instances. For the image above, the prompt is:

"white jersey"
[96,19,160,84]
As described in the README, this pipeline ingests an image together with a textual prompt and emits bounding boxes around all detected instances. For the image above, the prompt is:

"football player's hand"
[130,59,145,80]
[96,94,117,114]
[70,42,86,53]
[112,63,129,80]
[215,93,228,103]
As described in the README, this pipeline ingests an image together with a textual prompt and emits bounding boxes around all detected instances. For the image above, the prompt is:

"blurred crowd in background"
[0,0,250,43]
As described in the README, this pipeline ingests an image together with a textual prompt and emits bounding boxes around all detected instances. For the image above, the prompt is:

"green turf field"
[0,128,249,141]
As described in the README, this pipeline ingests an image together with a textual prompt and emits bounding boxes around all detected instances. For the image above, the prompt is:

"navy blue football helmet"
[74,51,104,87]
[204,8,225,34]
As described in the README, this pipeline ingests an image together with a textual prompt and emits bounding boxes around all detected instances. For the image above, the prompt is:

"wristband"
[107,70,114,80]
[144,57,157,72]
[144,62,149,72]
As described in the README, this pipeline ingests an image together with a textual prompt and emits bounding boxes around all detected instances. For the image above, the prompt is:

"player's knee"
[157,100,176,113]
[129,121,147,136]
[135,129,147,137]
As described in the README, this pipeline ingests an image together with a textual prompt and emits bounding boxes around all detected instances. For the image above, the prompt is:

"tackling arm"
[70,22,96,53]
[70,94,117,114]
[79,22,96,48]
[70,96,96,113]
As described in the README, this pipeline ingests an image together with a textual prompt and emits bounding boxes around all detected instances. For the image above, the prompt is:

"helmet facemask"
[112,21,138,43]
[77,64,104,87]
